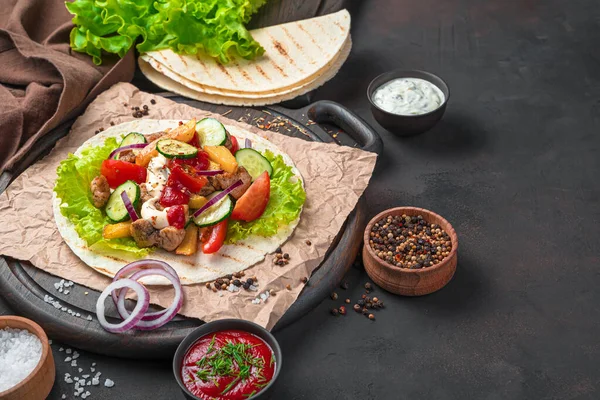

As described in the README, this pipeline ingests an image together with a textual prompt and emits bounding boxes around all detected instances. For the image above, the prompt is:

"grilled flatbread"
[142,10,350,94]
[53,120,303,285]
[138,37,351,106]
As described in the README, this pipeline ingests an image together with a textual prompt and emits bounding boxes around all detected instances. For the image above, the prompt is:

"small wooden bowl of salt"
[0,316,55,400]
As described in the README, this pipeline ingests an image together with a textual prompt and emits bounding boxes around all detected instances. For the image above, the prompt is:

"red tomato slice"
[166,205,186,229]
[160,175,190,207]
[229,135,239,154]
[202,220,228,254]
[231,171,270,222]
[170,164,208,193]
[101,159,147,189]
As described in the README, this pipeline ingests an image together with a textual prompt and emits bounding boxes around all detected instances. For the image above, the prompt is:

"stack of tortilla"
[139,10,351,106]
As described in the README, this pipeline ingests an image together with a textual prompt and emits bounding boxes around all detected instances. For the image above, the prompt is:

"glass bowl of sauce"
[173,319,281,400]
[367,70,450,136]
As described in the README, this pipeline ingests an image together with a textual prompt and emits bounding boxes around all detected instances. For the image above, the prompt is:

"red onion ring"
[110,259,178,321]
[245,138,252,148]
[109,143,148,159]
[96,279,149,333]
[116,268,183,330]
[120,191,139,222]
[192,179,242,218]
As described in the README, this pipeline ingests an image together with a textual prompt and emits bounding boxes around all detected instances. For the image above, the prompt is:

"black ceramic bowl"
[173,319,282,400]
[367,69,450,136]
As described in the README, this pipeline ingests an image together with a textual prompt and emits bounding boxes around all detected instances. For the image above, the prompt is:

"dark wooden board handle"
[307,100,384,155]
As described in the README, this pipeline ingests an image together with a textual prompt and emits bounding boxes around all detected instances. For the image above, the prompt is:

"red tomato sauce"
[181,330,276,400]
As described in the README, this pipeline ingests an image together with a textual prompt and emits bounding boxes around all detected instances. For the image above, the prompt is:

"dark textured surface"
[2,0,600,398]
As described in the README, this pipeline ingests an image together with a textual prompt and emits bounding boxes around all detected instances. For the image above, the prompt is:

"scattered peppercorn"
[369,214,452,269]
[331,292,338,300]
[269,289,276,297]
[301,277,308,284]
[246,278,254,285]
[286,284,291,290]
[331,308,339,316]
[211,287,217,293]
[276,247,282,253]
[340,281,349,290]
[110,121,115,126]
[364,282,372,290]
[213,282,220,290]
[353,304,361,312]
[220,283,227,290]
[205,283,211,289]
[345,299,351,304]
[150,99,156,105]
[233,279,241,287]
[283,253,289,259]
[305,240,312,246]
[338,306,346,315]
[368,314,375,320]
[372,297,379,303]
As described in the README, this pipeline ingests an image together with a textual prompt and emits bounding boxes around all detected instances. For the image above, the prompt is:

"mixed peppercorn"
[369,214,452,269]
[330,275,385,321]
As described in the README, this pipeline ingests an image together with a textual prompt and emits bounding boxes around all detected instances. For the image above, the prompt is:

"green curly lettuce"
[54,137,152,258]
[65,0,268,65]
[227,150,306,244]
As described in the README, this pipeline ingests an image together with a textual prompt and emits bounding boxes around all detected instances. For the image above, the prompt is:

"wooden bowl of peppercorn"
[362,207,458,296]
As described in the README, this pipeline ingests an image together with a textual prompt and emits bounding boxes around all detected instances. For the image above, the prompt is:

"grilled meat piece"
[198,183,216,196]
[118,150,136,163]
[90,175,110,208]
[130,219,159,248]
[208,166,252,199]
[140,184,153,204]
[145,130,168,143]
[157,226,186,251]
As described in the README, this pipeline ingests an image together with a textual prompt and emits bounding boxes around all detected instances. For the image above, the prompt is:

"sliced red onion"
[192,180,242,218]
[197,170,224,176]
[120,191,139,222]
[109,143,148,159]
[110,259,178,321]
[245,138,252,148]
[96,279,149,333]
[116,268,183,330]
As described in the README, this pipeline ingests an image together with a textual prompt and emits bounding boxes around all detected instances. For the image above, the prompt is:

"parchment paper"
[0,83,377,330]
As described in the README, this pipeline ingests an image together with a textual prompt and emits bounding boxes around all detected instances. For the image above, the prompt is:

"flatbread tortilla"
[53,120,304,285]
[138,38,352,107]
[143,10,350,94]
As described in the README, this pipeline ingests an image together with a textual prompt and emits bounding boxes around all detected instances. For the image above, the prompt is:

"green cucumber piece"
[105,180,140,223]
[156,139,198,159]
[116,132,147,159]
[120,132,147,146]
[193,191,233,227]
[235,148,273,180]
[196,118,227,147]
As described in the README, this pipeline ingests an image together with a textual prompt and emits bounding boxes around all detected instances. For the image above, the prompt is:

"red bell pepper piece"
[202,220,228,254]
[166,205,186,229]
[160,175,190,207]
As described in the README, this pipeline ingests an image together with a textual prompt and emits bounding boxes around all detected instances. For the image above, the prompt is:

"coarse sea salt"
[0,327,42,392]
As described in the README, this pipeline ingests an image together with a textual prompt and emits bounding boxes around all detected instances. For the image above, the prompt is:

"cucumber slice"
[196,118,227,147]
[116,132,147,159]
[193,191,233,227]
[105,180,140,223]
[156,139,198,159]
[120,132,147,146]
[235,148,273,180]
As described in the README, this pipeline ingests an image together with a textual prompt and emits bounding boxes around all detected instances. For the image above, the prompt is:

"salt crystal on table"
[0,328,43,392]
[62,395,66,399]
[64,357,72,362]
[64,290,70,295]
[92,362,96,366]
[66,348,72,354]
[71,360,77,367]
[92,377,99,385]
[82,374,89,378]
[104,378,115,388]
[59,347,64,352]
[78,368,83,373]
[90,367,95,372]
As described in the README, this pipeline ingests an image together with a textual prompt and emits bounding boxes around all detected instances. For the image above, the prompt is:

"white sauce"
[141,154,171,229]
[373,77,445,116]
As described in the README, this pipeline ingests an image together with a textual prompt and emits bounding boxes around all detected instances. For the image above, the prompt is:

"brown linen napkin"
[0,0,135,173]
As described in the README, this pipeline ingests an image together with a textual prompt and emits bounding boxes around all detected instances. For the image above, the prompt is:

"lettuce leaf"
[227,150,306,243]
[54,137,151,258]
[65,0,268,65]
